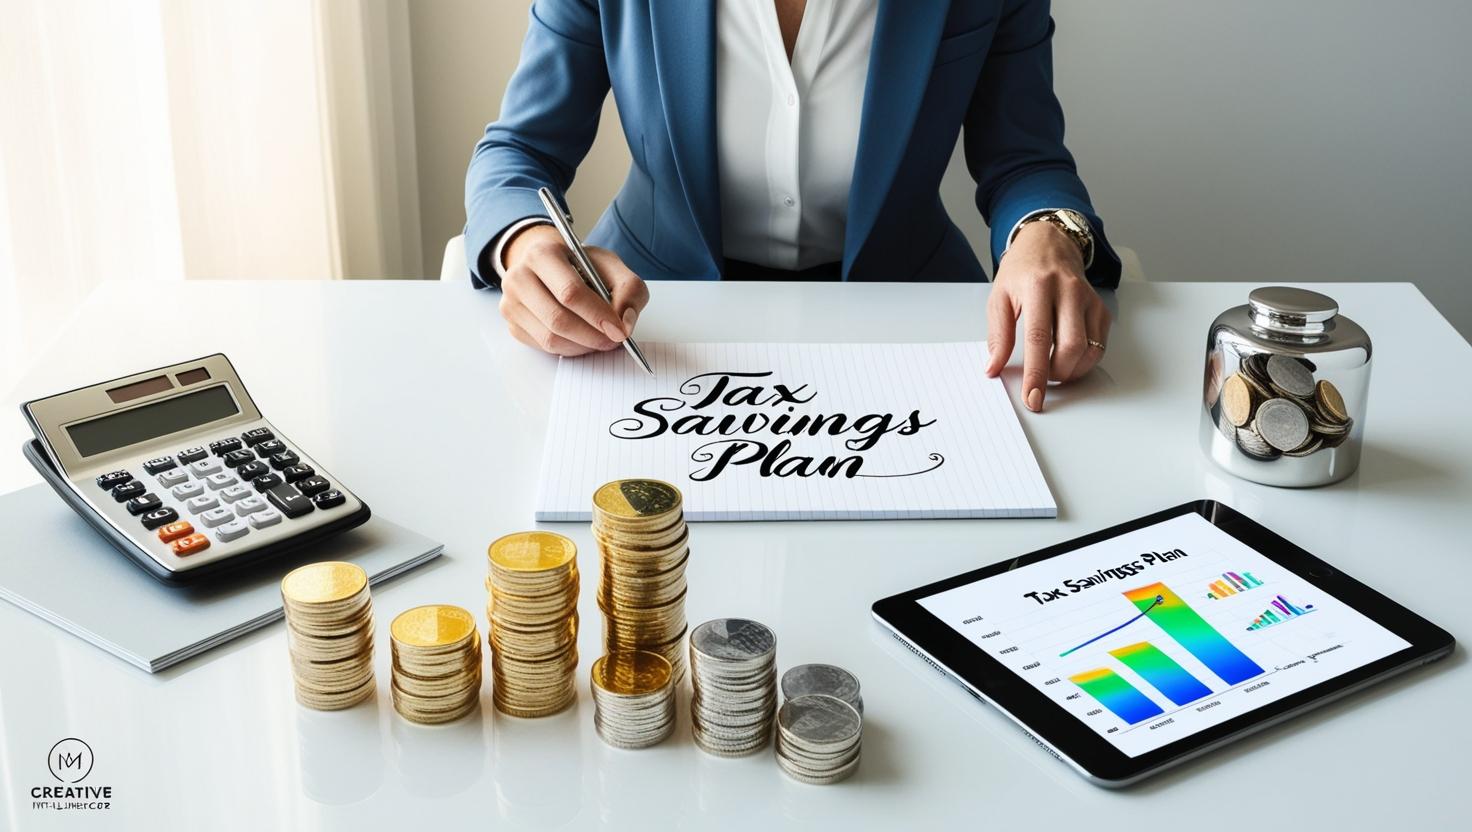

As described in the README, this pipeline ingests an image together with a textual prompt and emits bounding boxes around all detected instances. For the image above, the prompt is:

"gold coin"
[282,561,368,605]
[488,531,577,572]
[592,650,672,696]
[391,604,477,648]
[1220,373,1254,427]
[593,479,682,520]
[1315,379,1348,423]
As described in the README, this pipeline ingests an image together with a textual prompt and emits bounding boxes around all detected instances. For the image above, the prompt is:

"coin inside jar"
[1220,374,1255,427]
[1265,354,1315,398]
[1254,398,1311,451]
[1315,379,1349,423]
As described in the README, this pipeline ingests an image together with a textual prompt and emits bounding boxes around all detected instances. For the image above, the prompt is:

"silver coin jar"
[1200,287,1370,487]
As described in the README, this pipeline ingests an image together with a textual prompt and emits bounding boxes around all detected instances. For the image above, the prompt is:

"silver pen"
[537,187,654,375]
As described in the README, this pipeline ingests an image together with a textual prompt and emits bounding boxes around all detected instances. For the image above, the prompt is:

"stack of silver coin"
[781,664,863,715]
[689,618,777,756]
[775,694,863,784]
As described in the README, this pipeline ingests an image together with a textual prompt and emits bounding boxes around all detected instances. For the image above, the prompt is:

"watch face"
[1056,210,1087,234]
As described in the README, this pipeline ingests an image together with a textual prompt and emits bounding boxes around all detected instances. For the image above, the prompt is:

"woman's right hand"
[498,224,650,356]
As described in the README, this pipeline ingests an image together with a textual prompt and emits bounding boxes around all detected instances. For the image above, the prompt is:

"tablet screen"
[918,513,1410,757]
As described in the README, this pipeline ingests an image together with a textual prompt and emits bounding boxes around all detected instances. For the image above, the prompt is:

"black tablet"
[872,500,1454,787]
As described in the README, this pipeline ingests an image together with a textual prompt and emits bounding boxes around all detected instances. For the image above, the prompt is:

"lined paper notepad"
[535,342,1056,521]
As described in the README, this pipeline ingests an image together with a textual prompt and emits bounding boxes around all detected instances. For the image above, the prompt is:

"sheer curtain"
[0,0,423,397]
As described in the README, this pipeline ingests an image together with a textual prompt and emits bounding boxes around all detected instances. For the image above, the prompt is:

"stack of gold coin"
[590,650,676,749]
[389,605,482,724]
[486,531,581,717]
[281,561,376,710]
[592,479,689,683]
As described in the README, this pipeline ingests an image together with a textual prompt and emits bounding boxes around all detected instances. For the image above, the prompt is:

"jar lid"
[1248,287,1338,330]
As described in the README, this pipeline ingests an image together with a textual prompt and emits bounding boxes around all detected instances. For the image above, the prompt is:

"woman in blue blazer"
[466,0,1119,411]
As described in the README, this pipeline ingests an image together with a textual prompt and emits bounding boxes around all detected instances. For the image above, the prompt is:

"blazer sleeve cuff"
[987,168,1122,289]
[464,186,552,289]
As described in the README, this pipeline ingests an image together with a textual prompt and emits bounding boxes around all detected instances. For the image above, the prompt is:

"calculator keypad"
[171,481,205,501]
[281,464,315,483]
[215,518,250,541]
[266,484,314,518]
[219,484,251,503]
[143,456,176,474]
[234,496,268,515]
[199,507,235,528]
[241,427,274,446]
[236,461,270,482]
[97,470,133,490]
[222,449,256,468]
[268,451,300,470]
[177,447,208,464]
[158,521,194,542]
[170,533,210,556]
[313,489,346,509]
[186,494,220,514]
[90,423,353,567]
[140,507,179,530]
[189,459,222,478]
[248,509,283,529]
[112,481,146,501]
[126,493,162,515]
[295,476,330,497]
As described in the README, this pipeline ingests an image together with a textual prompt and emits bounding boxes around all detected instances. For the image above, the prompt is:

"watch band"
[1007,209,1095,269]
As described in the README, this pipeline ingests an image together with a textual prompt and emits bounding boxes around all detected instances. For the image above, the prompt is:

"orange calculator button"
[158,521,194,543]
[170,533,210,556]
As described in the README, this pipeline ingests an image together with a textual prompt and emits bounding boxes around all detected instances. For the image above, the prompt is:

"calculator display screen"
[66,385,239,457]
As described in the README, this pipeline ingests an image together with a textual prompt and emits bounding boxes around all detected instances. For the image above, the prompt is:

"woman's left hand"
[984,221,1112,412]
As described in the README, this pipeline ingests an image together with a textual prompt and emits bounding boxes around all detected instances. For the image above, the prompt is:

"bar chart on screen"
[1205,570,1263,600]
[918,512,1414,756]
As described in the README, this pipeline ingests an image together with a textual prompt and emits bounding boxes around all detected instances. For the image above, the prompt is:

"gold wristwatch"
[1009,208,1095,268]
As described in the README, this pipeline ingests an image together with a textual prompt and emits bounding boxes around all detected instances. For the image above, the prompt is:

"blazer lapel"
[648,1,722,273]
[843,0,950,276]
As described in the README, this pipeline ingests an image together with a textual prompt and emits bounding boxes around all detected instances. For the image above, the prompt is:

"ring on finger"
[1086,338,1106,352]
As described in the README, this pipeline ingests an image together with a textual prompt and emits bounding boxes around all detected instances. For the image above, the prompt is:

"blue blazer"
[465,0,1120,287]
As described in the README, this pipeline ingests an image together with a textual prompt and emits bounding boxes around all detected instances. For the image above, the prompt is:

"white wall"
[406,0,1472,338]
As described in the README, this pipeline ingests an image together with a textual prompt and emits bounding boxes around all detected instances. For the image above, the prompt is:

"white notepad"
[535,342,1055,521]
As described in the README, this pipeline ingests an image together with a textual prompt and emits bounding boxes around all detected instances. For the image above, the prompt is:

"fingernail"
[601,321,625,343]
[622,308,638,333]
[1026,388,1043,412]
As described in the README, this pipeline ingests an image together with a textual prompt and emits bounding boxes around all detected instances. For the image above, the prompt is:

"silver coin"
[782,664,860,705]
[778,695,861,746]
[1265,354,1315,398]
[1255,398,1311,451]
[1283,435,1324,457]
[1234,425,1279,460]
[691,618,776,662]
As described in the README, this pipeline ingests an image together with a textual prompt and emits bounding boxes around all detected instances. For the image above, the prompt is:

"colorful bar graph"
[1124,582,1265,686]
[1246,595,1317,631]
[1108,642,1213,706]
[1069,668,1164,724]
[1206,571,1263,600]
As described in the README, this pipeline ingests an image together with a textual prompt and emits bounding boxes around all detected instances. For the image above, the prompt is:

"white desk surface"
[1,279,1467,830]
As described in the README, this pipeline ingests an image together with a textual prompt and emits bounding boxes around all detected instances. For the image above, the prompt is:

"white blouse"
[715,0,877,270]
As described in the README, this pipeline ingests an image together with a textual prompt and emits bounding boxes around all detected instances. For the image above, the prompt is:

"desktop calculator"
[21,354,370,584]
